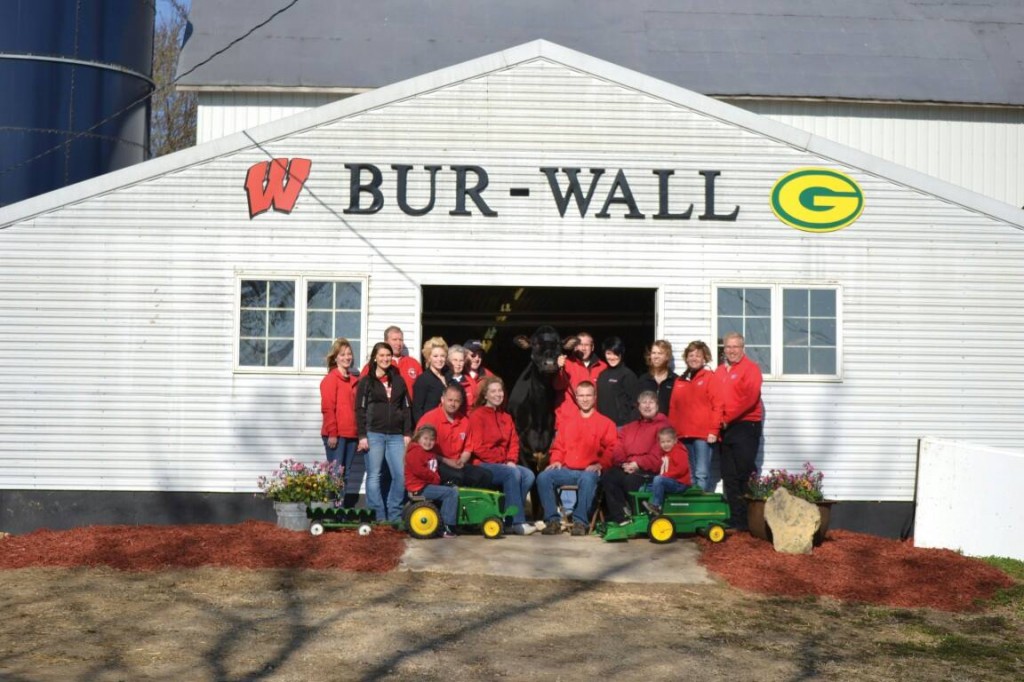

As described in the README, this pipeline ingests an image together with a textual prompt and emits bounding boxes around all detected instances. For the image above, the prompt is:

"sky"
[156,0,191,26]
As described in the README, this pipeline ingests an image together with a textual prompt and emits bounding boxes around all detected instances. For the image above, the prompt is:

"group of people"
[319,326,764,536]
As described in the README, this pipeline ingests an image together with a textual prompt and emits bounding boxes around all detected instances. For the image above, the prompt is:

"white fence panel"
[915,437,1024,560]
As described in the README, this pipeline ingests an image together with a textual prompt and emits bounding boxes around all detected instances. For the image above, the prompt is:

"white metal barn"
[1,42,1022,533]
[179,0,1024,209]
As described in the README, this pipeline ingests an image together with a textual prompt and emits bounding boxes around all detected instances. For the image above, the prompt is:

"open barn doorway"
[420,285,657,380]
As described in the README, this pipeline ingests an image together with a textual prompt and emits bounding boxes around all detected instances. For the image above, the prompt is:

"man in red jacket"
[416,385,493,488]
[385,325,422,395]
[715,332,764,530]
[553,331,609,429]
[537,381,617,536]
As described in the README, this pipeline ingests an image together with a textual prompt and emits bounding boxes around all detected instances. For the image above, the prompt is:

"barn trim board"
[2,40,1023,535]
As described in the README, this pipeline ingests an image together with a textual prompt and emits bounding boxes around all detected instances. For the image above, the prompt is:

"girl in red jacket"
[320,338,362,508]
[645,427,692,515]
[404,425,458,537]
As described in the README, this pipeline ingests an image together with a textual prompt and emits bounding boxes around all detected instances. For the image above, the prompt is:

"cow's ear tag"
[513,336,531,350]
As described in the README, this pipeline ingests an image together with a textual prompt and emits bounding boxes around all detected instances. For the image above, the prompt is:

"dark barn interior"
[420,285,657,381]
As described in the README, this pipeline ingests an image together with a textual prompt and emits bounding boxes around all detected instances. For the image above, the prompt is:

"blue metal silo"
[0,0,155,206]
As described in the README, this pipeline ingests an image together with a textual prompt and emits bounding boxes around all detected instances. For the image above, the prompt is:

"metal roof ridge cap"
[804,135,1024,228]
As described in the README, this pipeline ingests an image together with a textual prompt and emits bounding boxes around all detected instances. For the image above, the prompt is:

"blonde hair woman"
[412,336,451,424]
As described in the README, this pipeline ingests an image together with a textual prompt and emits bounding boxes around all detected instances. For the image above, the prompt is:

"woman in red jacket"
[447,344,477,408]
[467,375,536,535]
[601,390,669,524]
[404,425,458,537]
[668,340,723,492]
[320,338,362,507]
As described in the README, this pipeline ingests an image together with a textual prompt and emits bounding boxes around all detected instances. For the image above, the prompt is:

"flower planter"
[273,501,311,532]
[746,498,835,546]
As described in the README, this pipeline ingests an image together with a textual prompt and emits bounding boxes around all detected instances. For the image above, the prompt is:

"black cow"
[507,325,579,472]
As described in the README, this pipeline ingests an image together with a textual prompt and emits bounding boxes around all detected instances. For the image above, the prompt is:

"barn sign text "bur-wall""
[243,159,741,222]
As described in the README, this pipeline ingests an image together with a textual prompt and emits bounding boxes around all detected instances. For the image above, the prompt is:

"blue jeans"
[478,462,535,525]
[323,436,362,506]
[536,467,599,524]
[419,484,459,526]
[650,475,690,508]
[366,432,406,522]
[684,438,716,493]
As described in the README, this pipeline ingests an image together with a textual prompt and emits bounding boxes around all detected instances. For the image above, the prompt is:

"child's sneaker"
[442,526,457,538]
[642,501,661,515]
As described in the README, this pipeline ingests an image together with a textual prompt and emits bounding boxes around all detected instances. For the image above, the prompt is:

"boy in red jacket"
[404,425,458,537]
[644,427,692,515]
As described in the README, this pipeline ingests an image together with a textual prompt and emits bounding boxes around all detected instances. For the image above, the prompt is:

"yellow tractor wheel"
[405,501,441,539]
[648,515,676,544]
[706,524,726,543]
[481,516,503,539]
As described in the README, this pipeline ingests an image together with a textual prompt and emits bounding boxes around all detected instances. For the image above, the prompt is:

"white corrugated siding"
[4,59,1024,501]
[197,91,346,143]
[729,99,1024,209]
[200,94,1024,209]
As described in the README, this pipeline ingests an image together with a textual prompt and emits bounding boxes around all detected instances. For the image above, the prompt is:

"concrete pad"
[399,533,714,584]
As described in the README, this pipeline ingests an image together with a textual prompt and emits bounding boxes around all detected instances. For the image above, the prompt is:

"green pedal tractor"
[403,487,516,539]
[600,487,730,543]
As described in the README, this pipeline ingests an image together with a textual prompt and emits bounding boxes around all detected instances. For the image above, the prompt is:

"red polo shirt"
[417,406,471,460]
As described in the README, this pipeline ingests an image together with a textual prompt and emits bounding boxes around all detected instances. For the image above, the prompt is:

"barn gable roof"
[176,0,1024,107]
[4,40,1023,228]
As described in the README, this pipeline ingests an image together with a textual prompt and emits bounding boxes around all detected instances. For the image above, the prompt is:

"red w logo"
[244,158,312,218]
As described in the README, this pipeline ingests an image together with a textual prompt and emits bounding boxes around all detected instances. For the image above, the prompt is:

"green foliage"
[980,555,1024,581]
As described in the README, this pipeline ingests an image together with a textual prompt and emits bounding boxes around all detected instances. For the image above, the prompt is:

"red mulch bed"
[0,521,404,572]
[698,529,1016,612]
[1,524,1016,612]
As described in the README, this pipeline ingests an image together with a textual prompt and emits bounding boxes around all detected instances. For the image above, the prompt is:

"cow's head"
[513,325,578,374]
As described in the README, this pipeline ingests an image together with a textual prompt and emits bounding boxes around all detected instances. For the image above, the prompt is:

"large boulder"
[764,488,821,554]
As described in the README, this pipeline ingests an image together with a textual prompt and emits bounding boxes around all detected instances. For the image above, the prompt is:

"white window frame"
[712,282,843,382]
[234,273,369,374]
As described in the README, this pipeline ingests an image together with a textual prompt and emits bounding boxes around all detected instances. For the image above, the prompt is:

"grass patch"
[979,556,1024,614]
[981,555,1024,581]
[882,633,1024,672]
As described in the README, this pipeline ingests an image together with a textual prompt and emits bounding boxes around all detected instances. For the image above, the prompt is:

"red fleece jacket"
[668,366,724,440]
[550,409,618,470]
[416,406,471,461]
[467,406,520,465]
[611,413,671,473]
[360,354,422,396]
[662,443,693,485]
[715,355,764,424]
[319,368,359,438]
[404,442,441,493]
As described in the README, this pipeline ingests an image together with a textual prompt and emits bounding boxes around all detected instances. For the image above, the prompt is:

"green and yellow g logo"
[770,168,864,233]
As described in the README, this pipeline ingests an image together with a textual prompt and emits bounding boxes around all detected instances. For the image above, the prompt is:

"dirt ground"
[0,567,1021,681]
[1,525,1022,681]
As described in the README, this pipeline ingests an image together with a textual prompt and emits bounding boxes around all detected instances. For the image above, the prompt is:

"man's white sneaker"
[513,523,537,536]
